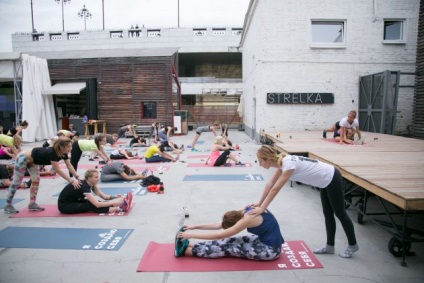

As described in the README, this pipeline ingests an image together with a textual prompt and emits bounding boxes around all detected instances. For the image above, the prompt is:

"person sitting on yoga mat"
[174,205,284,260]
[144,144,178,163]
[58,169,133,214]
[4,138,81,214]
[204,136,243,166]
[249,145,359,258]
[100,161,147,182]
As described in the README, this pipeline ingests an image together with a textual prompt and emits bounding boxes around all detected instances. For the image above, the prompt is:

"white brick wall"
[241,0,420,137]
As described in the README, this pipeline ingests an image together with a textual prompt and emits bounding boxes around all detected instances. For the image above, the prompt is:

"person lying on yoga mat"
[129,136,148,147]
[58,169,132,214]
[4,138,81,214]
[205,136,243,166]
[100,161,148,182]
[250,145,359,258]
[175,205,284,260]
[109,149,139,160]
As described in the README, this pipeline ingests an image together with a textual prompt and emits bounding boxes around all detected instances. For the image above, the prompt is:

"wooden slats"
[48,56,177,132]
[261,130,424,211]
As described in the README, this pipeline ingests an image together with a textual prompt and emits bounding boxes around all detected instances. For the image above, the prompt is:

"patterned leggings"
[7,152,40,205]
[191,235,281,261]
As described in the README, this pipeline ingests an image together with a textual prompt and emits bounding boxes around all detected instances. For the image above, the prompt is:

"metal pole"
[84,16,87,31]
[178,0,179,27]
[31,0,35,32]
[61,0,65,31]
[102,0,105,30]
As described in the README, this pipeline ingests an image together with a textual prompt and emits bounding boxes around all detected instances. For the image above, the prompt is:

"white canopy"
[21,54,57,142]
[41,82,86,95]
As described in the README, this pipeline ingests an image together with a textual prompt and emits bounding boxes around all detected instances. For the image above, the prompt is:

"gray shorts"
[196,126,211,135]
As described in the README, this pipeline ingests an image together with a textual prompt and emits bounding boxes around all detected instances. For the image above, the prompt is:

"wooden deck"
[261,131,424,211]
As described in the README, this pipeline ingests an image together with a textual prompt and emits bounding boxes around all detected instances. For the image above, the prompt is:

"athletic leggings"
[7,152,40,205]
[70,141,83,177]
[58,199,110,214]
[191,235,281,261]
[213,149,232,166]
[320,168,357,246]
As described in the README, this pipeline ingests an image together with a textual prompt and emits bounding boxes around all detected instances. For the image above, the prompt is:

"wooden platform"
[261,131,424,211]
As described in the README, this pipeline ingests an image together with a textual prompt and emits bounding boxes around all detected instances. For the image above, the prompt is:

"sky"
[0,0,250,53]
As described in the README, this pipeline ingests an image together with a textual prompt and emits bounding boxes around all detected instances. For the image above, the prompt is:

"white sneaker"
[354,133,359,144]
[356,134,366,145]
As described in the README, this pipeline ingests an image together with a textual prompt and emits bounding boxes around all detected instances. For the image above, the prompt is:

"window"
[141,102,157,118]
[383,20,405,43]
[311,20,346,48]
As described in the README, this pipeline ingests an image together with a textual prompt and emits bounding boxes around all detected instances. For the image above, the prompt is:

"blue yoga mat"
[0,227,133,251]
[53,186,145,197]
[0,198,24,207]
[195,141,205,145]
[183,174,264,181]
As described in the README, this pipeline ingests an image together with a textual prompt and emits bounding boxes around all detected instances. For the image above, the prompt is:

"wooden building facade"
[43,48,180,133]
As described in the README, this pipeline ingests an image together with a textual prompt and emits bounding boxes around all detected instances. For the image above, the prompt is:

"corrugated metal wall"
[412,1,424,139]
[48,55,177,132]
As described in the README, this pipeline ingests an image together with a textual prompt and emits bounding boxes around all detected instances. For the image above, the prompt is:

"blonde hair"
[13,135,22,148]
[84,169,100,194]
[348,110,357,118]
[214,135,223,145]
[257,145,285,166]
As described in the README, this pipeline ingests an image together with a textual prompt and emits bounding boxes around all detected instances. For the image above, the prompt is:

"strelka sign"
[267,93,334,104]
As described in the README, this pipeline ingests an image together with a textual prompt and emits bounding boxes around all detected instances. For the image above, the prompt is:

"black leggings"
[58,200,110,214]
[320,168,357,246]
[70,141,83,177]
[213,150,232,166]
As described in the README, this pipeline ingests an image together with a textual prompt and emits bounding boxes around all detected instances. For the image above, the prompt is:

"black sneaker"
[235,161,244,166]
[323,130,327,138]
[99,161,106,164]
[88,158,94,161]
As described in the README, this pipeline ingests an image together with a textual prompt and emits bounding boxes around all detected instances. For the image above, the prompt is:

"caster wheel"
[388,237,411,257]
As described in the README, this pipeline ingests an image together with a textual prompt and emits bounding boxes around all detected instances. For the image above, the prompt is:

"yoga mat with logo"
[187,163,252,168]
[137,241,323,272]
[0,226,133,250]
[9,203,135,218]
[183,174,264,181]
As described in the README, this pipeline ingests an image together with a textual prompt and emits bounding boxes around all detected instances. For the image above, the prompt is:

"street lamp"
[78,4,92,31]
[55,0,71,32]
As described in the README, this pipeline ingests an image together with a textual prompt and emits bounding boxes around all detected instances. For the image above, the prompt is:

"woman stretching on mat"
[100,161,148,182]
[144,144,178,163]
[0,134,22,158]
[58,169,132,214]
[205,136,243,166]
[250,145,359,258]
[70,134,110,177]
[3,138,81,214]
[175,205,284,260]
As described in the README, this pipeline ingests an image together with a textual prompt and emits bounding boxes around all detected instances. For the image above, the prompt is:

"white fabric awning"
[41,82,86,95]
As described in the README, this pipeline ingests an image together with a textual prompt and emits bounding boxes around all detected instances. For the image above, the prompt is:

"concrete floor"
[0,130,423,283]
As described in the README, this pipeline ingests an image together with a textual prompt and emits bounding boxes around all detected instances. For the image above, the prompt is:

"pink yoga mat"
[187,163,252,168]
[9,203,135,218]
[137,241,323,272]
[187,155,209,159]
